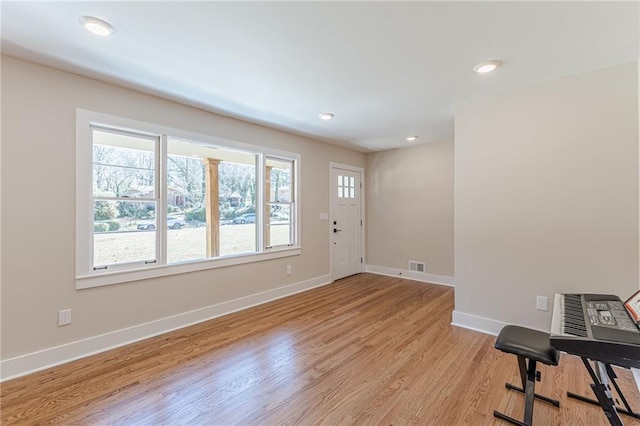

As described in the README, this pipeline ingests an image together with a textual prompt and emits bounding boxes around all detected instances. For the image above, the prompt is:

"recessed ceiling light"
[406,136,418,142]
[319,112,335,120]
[473,60,503,74]
[78,16,115,37]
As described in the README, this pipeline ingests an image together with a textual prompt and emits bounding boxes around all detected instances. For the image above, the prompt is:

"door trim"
[329,162,366,282]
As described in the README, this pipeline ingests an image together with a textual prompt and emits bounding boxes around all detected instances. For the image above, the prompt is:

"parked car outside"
[232,213,255,224]
[137,216,186,230]
[167,216,186,229]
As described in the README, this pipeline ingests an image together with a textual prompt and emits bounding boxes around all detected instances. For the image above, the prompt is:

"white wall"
[0,56,365,378]
[454,62,639,334]
[365,141,454,284]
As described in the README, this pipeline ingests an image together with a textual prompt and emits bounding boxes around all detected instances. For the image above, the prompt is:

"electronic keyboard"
[550,293,640,369]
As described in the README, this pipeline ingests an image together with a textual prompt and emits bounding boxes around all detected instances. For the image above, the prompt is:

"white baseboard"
[451,310,508,336]
[366,264,454,287]
[1,274,331,382]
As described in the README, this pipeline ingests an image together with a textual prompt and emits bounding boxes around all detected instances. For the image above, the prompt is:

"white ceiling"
[2,1,638,152]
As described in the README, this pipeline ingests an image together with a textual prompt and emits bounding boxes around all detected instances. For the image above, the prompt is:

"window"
[166,138,259,262]
[338,174,356,198]
[92,128,159,270]
[266,157,295,248]
[77,110,300,288]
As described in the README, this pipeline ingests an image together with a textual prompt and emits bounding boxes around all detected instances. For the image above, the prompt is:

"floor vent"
[409,261,425,273]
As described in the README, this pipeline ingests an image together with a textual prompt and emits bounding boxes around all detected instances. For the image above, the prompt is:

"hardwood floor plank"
[2,273,638,425]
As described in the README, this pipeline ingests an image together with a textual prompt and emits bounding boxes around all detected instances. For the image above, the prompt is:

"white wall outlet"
[536,296,548,311]
[286,265,292,275]
[58,309,72,326]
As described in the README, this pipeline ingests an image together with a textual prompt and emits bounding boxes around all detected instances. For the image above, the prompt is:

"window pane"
[268,159,292,203]
[167,138,257,262]
[338,187,343,198]
[221,222,256,256]
[270,224,292,246]
[221,156,257,256]
[220,158,257,256]
[166,144,207,263]
[93,129,155,198]
[167,153,205,209]
[167,220,206,264]
[338,175,343,186]
[269,182,291,203]
[93,165,155,198]
[93,130,155,166]
[350,188,355,198]
[266,158,295,248]
[269,204,291,224]
[269,205,292,246]
[93,200,156,267]
[349,176,355,188]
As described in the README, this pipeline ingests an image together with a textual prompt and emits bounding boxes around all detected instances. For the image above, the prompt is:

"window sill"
[76,247,302,289]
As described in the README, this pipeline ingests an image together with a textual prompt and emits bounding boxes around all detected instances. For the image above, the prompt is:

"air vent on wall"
[409,261,425,273]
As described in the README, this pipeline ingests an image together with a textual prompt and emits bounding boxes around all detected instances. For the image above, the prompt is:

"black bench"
[493,325,561,426]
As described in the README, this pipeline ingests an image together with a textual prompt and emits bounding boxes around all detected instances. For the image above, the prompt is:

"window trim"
[265,155,296,250]
[91,126,161,272]
[76,109,301,289]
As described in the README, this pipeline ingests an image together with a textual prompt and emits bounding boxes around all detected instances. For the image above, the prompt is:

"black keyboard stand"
[569,358,639,426]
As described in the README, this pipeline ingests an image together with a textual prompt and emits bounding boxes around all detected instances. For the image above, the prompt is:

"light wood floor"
[2,273,639,425]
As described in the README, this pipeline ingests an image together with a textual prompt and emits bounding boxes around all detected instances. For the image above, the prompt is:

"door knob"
[333,228,342,233]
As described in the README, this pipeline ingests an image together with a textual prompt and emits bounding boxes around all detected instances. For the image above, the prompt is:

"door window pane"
[336,174,356,198]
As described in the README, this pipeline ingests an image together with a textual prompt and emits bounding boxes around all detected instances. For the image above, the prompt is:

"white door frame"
[329,162,366,282]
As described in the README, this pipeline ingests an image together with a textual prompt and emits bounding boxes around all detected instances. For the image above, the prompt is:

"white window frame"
[265,155,296,250]
[76,109,301,289]
[90,126,162,273]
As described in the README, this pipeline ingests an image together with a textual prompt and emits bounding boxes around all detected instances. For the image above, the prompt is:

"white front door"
[331,166,363,280]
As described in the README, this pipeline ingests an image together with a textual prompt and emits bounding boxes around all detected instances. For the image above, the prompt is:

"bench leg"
[493,409,528,426]
[494,358,537,426]
[523,359,536,425]
[505,383,560,407]
[494,357,559,426]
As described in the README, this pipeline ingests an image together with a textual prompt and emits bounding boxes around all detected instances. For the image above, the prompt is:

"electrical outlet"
[286,265,292,276]
[58,309,72,326]
[536,296,548,312]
